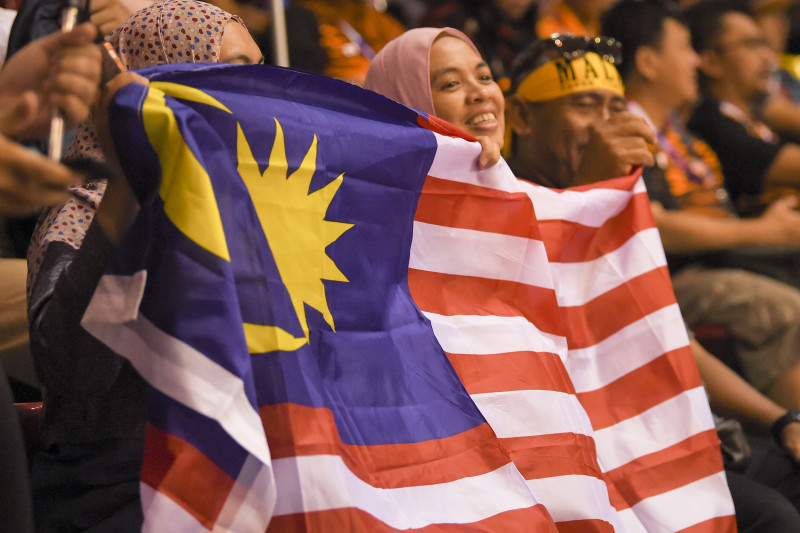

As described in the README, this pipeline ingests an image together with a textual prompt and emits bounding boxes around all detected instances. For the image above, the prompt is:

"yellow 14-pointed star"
[238,119,353,353]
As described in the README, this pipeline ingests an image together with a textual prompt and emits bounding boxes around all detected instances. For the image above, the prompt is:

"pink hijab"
[364,27,480,115]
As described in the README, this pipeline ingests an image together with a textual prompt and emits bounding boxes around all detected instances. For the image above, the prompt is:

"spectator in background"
[536,0,617,39]
[749,0,800,145]
[422,0,538,83]
[754,0,800,103]
[683,1,800,215]
[294,0,405,85]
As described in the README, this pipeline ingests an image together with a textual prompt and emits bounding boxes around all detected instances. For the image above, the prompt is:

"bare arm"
[761,93,800,144]
[652,196,800,253]
[764,143,800,190]
[692,338,800,461]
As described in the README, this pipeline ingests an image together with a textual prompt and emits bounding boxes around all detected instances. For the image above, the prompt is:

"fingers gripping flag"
[81,63,734,532]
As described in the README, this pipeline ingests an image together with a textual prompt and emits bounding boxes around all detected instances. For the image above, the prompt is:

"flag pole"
[271,0,289,67]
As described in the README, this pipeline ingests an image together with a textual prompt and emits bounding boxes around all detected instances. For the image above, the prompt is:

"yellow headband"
[503,52,625,157]
[516,52,624,102]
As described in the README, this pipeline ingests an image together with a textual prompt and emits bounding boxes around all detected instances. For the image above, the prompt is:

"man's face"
[710,12,776,100]
[650,18,701,107]
[523,89,627,187]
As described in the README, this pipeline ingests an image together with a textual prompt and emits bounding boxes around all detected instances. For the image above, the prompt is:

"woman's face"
[219,21,264,65]
[429,36,505,148]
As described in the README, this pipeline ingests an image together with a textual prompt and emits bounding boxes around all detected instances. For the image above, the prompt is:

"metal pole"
[271,0,289,67]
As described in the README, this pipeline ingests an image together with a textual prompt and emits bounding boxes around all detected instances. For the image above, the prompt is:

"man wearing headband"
[684,1,800,212]
[505,34,654,188]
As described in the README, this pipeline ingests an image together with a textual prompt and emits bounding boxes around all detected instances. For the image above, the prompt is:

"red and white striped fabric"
[410,130,735,532]
[527,179,735,532]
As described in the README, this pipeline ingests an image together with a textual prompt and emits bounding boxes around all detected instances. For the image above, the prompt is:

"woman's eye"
[441,81,459,90]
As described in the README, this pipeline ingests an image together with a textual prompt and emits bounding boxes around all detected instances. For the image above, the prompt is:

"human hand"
[91,71,150,161]
[91,0,148,36]
[756,195,800,246]
[0,133,78,216]
[476,135,501,169]
[576,112,655,185]
[0,23,101,140]
[782,421,800,462]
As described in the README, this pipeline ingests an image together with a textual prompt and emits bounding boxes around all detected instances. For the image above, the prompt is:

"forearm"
[692,338,784,433]
[762,94,800,144]
[654,207,773,252]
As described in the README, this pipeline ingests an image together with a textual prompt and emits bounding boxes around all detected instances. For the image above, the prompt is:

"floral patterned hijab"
[29,0,243,289]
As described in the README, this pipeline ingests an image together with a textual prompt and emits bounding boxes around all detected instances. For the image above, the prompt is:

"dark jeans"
[0,369,33,533]
[727,443,800,532]
[31,438,143,533]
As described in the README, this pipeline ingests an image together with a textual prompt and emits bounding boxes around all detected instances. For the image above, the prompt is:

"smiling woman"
[364,27,505,157]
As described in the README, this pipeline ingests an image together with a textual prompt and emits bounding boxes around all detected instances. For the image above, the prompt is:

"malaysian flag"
[81,63,734,531]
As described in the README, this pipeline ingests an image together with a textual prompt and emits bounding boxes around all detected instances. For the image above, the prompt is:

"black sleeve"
[27,223,124,396]
[642,165,681,210]
[688,101,784,200]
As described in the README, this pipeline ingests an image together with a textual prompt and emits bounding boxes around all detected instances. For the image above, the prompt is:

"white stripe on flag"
[616,472,735,533]
[410,221,554,290]
[82,273,275,469]
[549,228,667,307]
[565,304,689,393]
[428,134,521,192]
[593,387,715,471]
[526,474,620,527]
[271,455,540,527]
[424,312,568,357]
[522,177,648,226]
[214,455,274,532]
[471,389,595,438]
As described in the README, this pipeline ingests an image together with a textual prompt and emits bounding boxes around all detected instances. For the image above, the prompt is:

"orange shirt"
[300,0,404,85]
[536,2,594,38]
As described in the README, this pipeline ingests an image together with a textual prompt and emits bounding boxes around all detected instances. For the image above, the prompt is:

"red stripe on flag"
[409,269,563,336]
[559,267,675,349]
[578,349,703,429]
[417,114,479,144]
[604,430,723,511]
[445,350,576,395]
[500,432,604,481]
[260,403,512,488]
[269,502,559,532]
[140,424,234,529]
[537,192,653,263]
[676,515,737,533]
[555,519,617,533]
[415,176,540,240]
